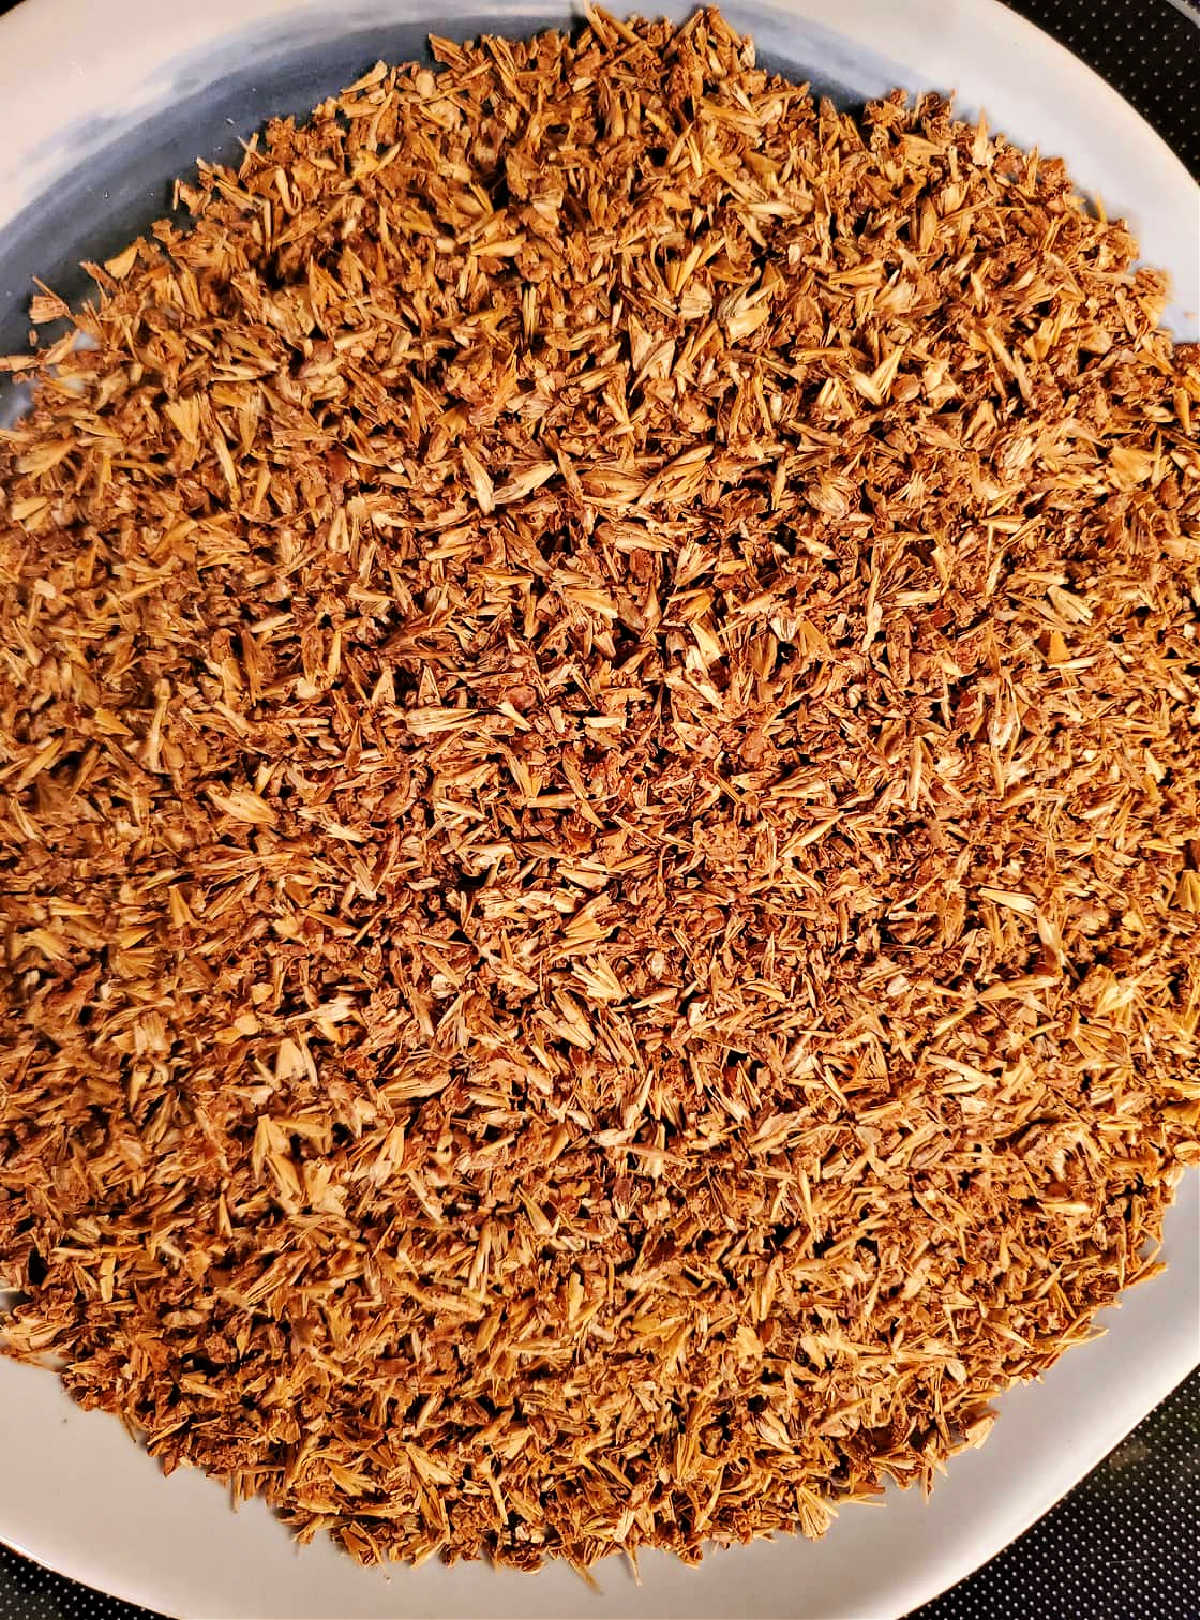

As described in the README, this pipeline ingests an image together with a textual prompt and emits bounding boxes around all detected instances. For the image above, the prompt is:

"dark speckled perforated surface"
[0,0,1196,1615]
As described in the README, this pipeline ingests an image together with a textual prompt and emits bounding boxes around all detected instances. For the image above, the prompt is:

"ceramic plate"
[0,2,1197,1615]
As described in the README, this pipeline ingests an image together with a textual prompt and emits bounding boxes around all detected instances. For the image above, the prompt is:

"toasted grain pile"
[1,7,1198,1571]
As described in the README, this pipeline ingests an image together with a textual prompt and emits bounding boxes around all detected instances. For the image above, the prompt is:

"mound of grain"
[1,7,1197,1571]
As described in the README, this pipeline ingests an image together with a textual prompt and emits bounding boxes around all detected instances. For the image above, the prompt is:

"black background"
[0,0,1197,1616]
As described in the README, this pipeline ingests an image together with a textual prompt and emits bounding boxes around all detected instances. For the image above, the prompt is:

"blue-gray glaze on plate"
[0,5,902,384]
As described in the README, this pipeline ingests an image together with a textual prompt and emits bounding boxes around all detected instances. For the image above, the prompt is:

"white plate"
[1,2,1198,1616]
